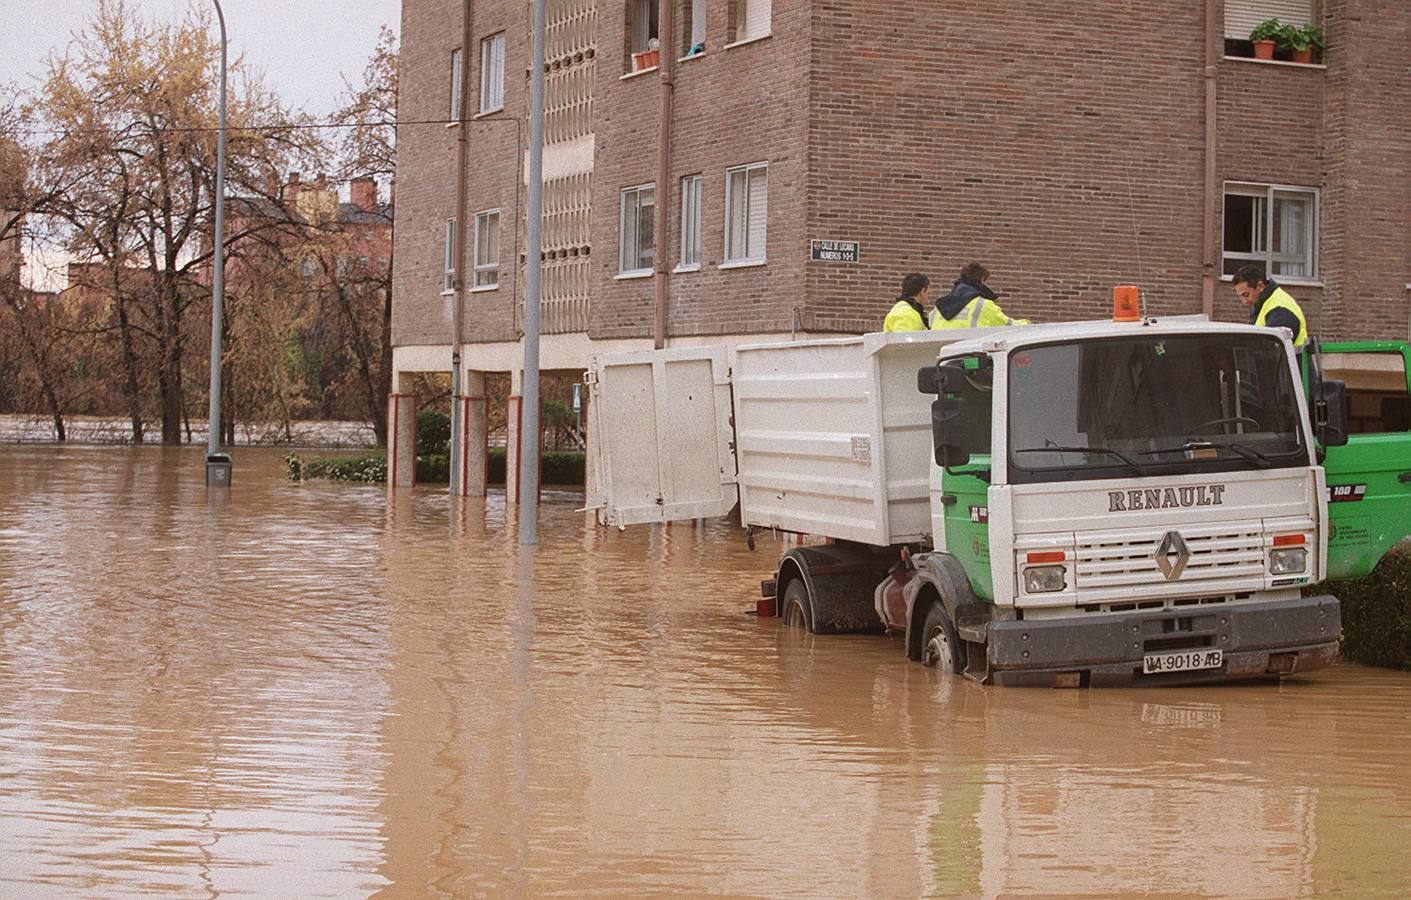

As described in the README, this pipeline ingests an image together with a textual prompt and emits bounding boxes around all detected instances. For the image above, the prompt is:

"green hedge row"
[1318,547,1411,672]
[286,447,585,486]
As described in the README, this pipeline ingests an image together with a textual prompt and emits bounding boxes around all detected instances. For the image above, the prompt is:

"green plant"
[1308,547,1411,672]
[1249,18,1282,43]
[416,408,451,456]
[1279,22,1325,52]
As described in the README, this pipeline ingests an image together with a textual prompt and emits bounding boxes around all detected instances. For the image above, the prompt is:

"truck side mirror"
[932,397,971,466]
[916,365,939,394]
[1315,379,1349,448]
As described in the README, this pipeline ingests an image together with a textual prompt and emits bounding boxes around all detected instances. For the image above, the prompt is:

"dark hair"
[960,261,990,283]
[901,272,929,297]
[1231,263,1267,287]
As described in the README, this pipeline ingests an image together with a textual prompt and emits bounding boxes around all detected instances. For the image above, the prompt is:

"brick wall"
[805,1,1211,333]
[393,0,1411,351]
[589,0,811,340]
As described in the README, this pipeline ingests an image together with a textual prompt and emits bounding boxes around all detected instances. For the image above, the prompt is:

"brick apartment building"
[392,0,1411,494]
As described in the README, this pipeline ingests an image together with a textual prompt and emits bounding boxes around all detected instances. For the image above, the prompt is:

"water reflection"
[0,447,1408,896]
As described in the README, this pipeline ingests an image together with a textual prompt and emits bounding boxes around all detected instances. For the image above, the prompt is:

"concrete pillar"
[387,384,417,489]
[505,368,523,504]
[452,370,487,497]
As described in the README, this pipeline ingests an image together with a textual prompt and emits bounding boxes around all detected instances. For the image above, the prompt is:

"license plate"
[1143,649,1224,675]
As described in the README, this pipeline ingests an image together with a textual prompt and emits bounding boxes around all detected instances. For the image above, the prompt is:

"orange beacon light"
[1113,284,1140,322]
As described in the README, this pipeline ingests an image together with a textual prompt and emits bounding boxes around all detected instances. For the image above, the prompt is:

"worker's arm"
[1263,307,1300,340]
[977,300,1030,327]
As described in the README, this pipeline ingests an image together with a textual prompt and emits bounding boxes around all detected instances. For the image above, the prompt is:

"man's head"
[1231,263,1268,307]
[901,272,930,300]
[960,261,990,284]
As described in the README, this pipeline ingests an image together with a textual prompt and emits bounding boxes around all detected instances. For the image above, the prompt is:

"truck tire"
[781,578,813,631]
[919,602,963,674]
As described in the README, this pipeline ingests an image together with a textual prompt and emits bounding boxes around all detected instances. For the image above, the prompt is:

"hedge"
[287,447,585,486]
[1316,547,1411,672]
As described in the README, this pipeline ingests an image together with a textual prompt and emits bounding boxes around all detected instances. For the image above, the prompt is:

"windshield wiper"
[1139,440,1273,468]
[1208,440,1273,468]
[1014,445,1150,476]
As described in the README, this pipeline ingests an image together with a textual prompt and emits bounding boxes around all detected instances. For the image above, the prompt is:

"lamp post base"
[205,451,233,487]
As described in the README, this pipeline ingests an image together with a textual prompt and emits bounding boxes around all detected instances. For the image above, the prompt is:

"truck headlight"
[1270,548,1307,575]
[1023,565,1067,593]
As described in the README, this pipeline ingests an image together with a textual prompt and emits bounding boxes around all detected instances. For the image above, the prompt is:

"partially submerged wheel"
[781,578,812,632]
[920,602,964,674]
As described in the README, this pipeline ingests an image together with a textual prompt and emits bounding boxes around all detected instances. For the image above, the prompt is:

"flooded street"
[2,446,1409,896]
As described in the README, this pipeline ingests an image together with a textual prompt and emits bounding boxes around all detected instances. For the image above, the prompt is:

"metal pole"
[205,0,230,486]
[518,0,546,544]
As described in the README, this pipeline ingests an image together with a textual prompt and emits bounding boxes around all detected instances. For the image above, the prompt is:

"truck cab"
[902,318,1352,685]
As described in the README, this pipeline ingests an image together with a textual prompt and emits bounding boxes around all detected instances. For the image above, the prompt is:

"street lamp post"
[204,0,232,487]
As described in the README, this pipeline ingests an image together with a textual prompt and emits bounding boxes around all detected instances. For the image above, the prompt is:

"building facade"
[392,0,1411,493]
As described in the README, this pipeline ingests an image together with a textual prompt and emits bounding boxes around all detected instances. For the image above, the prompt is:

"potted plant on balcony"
[1249,18,1282,60]
[1279,22,1325,64]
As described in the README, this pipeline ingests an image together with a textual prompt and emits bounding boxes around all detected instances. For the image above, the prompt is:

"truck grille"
[1075,522,1266,601]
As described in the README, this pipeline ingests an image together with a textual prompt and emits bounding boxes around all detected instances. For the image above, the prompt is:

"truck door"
[1317,341,1411,579]
[585,346,739,526]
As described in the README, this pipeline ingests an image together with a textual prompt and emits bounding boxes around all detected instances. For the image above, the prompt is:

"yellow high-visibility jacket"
[883,297,929,332]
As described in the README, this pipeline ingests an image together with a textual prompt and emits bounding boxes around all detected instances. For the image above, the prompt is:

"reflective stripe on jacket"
[930,297,1029,329]
[1253,285,1308,348]
[883,297,928,332]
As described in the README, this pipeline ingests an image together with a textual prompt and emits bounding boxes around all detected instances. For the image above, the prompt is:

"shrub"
[486,448,585,485]
[417,409,451,456]
[1314,547,1411,671]
[287,448,583,486]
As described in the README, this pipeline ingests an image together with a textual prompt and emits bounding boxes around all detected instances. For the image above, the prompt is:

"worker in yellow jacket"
[930,262,1030,329]
[1232,263,1308,348]
[883,272,932,332]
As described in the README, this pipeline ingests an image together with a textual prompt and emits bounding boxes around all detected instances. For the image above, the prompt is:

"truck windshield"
[1008,334,1306,483]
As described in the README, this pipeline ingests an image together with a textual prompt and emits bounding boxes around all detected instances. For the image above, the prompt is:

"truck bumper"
[986,595,1341,687]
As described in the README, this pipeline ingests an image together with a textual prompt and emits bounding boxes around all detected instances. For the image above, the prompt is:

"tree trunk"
[114,290,145,444]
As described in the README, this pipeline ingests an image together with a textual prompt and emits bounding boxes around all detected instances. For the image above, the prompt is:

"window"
[1321,351,1411,434]
[683,0,706,56]
[1223,183,1317,280]
[679,175,702,269]
[443,218,457,293]
[619,184,655,275]
[630,0,660,55]
[729,0,771,43]
[449,48,464,121]
[725,162,767,264]
[480,33,505,113]
[1224,1,1313,41]
[473,210,499,288]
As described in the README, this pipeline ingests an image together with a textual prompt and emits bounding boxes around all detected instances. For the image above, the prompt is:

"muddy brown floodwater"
[1,446,1409,897]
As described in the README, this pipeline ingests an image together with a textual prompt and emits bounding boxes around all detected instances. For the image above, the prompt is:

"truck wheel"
[781,579,813,632]
[920,602,963,673]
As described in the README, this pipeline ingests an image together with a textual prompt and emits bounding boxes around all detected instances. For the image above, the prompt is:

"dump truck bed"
[586,331,968,545]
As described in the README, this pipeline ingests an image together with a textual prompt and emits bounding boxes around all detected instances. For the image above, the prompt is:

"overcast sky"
[1,1,401,116]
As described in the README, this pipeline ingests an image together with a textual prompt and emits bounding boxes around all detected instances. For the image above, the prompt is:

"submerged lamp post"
[204,0,232,487]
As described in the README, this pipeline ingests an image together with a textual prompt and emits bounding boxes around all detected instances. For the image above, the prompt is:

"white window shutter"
[1225,0,1314,40]
[742,0,772,41]
[747,168,767,260]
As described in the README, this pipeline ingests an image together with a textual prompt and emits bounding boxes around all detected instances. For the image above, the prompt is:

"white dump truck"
[586,308,1398,686]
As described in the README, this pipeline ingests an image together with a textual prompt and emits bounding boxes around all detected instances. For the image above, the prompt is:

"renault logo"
[1155,531,1191,580]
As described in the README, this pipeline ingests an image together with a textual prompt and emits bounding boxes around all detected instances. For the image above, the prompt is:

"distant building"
[392,0,1411,493]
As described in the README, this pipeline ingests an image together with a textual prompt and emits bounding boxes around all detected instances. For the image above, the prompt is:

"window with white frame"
[1222,183,1317,280]
[730,0,772,43]
[725,162,767,264]
[449,48,464,121]
[473,210,499,288]
[480,33,505,113]
[619,184,655,274]
[679,174,702,269]
[442,218,457,292]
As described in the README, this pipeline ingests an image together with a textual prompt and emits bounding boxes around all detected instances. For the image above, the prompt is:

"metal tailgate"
[586,346,738,526]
